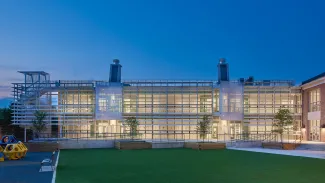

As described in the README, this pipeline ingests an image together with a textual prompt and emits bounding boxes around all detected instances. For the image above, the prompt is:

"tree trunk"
[34,132,39,139]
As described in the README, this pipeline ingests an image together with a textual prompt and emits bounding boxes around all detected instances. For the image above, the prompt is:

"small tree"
[196,115,211,142]
[0,108,14,135]
[272,107,293,143]
[0,106,33,141]
[32,111,47,138]
[125,117,139,140]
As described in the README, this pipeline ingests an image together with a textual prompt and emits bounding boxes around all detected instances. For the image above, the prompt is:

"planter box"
[184,142,226,150]
[262,142,299,150]
[282,143,299,150]
[115,141,152,150]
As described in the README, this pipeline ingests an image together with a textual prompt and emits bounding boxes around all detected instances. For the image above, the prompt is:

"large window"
[123,84,213,114]
[95,86,123,120]
[309,89,320,112]
[59,90,94,113]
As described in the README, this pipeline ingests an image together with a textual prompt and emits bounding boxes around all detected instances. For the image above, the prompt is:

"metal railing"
[30,132,301,144]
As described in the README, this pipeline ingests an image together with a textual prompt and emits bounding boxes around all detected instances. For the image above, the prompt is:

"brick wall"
[320,84,325,142]
[302,83,325,142]
[320,84,325,128]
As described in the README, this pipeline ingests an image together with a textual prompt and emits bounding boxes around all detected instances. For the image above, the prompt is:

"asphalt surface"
[0,152,57,183]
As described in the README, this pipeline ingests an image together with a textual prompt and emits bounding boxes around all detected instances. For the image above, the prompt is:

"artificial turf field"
[56,148,325,183]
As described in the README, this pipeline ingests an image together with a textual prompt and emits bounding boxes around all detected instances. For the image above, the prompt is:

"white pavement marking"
[51,151,60,183]
[228,147,325,159]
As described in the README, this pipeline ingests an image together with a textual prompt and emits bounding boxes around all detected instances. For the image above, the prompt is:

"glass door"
[230,121,241,140]
[212,127,218,139]
[309,120,320,141]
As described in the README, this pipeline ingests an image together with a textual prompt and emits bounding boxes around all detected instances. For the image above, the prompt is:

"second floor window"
[309,89,320,112]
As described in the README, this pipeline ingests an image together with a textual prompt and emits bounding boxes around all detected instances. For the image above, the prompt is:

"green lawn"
[56,149,325,183]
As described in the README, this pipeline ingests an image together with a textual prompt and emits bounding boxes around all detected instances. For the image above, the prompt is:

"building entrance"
[309,120,320,141]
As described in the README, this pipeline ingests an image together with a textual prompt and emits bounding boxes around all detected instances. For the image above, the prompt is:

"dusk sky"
[1,0,325,106]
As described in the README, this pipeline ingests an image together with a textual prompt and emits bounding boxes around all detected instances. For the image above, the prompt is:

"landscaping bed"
[262,142,300,150]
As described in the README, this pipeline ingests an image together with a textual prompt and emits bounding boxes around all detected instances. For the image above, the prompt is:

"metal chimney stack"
[109,59,122,83]
[217,58,229,83]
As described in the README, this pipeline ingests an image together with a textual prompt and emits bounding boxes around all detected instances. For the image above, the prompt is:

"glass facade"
[122,81,213,140]
[95,83,123,120]
[243,85,301,134]
[11,72,302,141]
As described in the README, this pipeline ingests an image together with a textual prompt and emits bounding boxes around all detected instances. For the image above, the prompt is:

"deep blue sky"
[0,0,325,106]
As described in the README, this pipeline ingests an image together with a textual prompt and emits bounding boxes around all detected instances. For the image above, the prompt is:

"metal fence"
[31,132,302,144]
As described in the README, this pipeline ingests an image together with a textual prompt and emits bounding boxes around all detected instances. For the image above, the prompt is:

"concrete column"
[59,125,62,138]
[302,89,309,140]
[318,84,325,142]
[24,126,27,142]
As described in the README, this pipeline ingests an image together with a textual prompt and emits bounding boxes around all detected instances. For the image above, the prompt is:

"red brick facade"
[321,84,325,128]
[302,83,325,141]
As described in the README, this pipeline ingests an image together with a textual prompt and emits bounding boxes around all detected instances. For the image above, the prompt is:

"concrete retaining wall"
[58,140,115,149]
[152,142,184,149]
[184,142,198,149]
[115,141,152,150]
[59,140,185,149]
[25,142,59,152]
[235,141,262,148]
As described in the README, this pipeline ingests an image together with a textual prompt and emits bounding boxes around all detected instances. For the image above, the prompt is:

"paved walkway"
[228,147,325,159]
[0,152,57,183]
[300,141,325,145]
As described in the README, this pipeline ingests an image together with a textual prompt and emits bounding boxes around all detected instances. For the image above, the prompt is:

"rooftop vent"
[219,58,226,64]
[113,59,120,64]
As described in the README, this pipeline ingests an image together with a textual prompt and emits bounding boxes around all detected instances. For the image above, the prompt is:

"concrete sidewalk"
[228,147,325,159]
[0,152,57,183]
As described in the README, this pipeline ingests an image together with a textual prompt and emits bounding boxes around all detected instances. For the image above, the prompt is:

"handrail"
[30,132,296,143]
